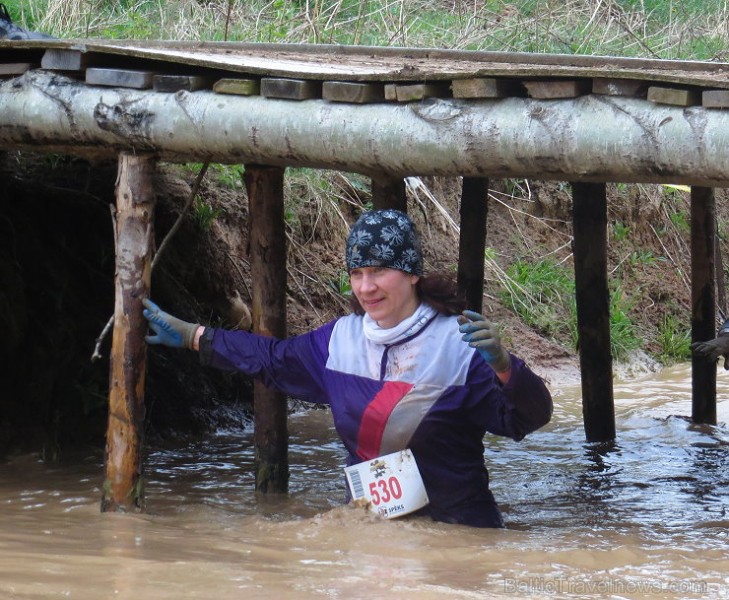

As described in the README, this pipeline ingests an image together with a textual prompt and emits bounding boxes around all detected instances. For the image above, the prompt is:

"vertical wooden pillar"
[572,182,615,442]
[714,223,726,320]
[371,176,406,212]
[457,177,489,313]
[691,186,717,425]
[102,153,156,512]
[245,164,289,493]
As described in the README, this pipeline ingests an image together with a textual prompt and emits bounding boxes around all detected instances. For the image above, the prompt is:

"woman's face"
[349,266,420,329]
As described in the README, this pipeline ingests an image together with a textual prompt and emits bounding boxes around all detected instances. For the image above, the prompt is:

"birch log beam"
[102,152,156,513]
[3,71,729,186]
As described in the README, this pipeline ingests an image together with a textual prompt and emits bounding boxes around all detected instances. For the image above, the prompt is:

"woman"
[143,208,553,527]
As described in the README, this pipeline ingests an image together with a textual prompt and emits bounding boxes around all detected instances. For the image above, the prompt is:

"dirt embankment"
[1,153,726,457]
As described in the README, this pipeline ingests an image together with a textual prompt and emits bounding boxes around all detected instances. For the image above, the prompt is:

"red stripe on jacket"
[356,381,414,460]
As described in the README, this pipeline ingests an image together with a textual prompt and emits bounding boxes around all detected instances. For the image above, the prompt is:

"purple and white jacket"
[199,304,552,528]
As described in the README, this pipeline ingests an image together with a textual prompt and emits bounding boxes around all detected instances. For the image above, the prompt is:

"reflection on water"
[1,364,729,599]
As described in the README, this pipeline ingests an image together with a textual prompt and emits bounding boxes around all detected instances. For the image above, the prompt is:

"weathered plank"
[384,83,398,101]
[0,63,32,76]
[395,83,450,102]
[451,78,520,99]
[41,49,88,71]
[647,86,701,106]
[523,79,591,99]
[213,78,261,96]
[702,89,729,108]
[10,38,729,88]
[261,77,321,100]
[322,81,385,103]
[87,68,155,89]
[592,78,647,97]
[153,74,212,92]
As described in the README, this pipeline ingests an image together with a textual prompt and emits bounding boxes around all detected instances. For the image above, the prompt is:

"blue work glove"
[142,299,200,349]
[691,320,729,370]
[458,309,511,373]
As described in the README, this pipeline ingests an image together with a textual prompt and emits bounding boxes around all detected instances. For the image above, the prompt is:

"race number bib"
[344,449,429,519]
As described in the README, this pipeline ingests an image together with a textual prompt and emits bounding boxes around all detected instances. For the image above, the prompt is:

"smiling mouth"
[363,298,384,308]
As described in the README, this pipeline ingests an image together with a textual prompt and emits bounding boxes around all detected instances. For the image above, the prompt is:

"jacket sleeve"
[465,354,553,441]
[198,320,337,404]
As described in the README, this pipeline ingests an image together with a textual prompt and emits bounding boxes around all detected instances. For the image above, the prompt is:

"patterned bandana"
[345,209,424,276]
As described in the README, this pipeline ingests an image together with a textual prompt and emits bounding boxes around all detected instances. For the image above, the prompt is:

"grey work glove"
[458,309,511,373]
[142,299,200,349]
[691,328,729,370]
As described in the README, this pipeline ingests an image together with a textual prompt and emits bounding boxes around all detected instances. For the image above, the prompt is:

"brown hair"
[349,272,467,317]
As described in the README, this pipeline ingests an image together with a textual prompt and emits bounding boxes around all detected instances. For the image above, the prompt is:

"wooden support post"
[457,177,489,313]
[102,153,157,512]
[691,187,718,425]
[714,223,726,319]
[572,182,615,442]
[371,176,406,212]
[245,164,290,493]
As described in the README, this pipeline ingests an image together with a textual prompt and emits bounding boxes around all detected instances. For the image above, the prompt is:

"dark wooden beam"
[102,152,157,512]
[572,182,615,442]
[691,186,717,425]
[371,176,406,212]
[457,177,489,312]
[245,164,290,493]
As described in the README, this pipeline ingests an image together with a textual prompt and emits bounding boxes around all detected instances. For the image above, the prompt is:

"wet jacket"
[199,309,553,528]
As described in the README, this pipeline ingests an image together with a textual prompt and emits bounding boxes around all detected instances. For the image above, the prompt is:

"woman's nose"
[359,274,377,292]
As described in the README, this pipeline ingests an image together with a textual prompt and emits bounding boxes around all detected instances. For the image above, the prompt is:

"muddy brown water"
[1,364,728,599]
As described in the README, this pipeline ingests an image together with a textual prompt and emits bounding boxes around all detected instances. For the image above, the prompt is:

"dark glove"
[691,334,729,370]
[458,309,511,373]
[142,299,200,349]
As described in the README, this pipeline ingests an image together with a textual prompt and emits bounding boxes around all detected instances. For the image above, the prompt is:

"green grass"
[501,257,641,361]
[330,270,352,296]
[5,0,729,60]
[193,196,221,230]
[656,313,692,364]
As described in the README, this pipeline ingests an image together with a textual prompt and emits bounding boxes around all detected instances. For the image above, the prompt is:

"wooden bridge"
[0,38,726,511]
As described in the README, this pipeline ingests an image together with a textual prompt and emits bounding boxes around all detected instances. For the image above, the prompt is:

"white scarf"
[362,303,437,345]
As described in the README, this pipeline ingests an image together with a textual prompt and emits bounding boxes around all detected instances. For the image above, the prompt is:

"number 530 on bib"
[344,449,429,519]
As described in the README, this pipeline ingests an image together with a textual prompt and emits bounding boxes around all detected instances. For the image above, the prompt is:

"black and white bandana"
[345,209,424,276]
